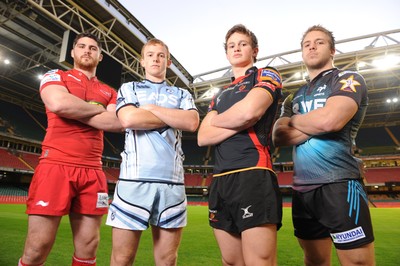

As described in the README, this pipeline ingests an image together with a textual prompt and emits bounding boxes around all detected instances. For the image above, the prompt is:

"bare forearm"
[41,87,104,119]
[198,111,239,146]
[143,105,199,132]
[79,111,123,132]
[273,118,310,147]
[118,106,166,130]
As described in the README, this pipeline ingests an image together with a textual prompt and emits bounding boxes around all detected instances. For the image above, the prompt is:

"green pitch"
[0,205,398,265]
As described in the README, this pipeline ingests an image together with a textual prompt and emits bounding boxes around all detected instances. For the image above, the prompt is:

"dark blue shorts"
[292,180,374,250]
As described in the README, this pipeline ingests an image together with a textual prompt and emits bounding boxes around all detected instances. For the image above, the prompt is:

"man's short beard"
[76,60,97,71]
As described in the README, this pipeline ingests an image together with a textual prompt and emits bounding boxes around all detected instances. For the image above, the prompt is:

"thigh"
[23,215,62,263]
[151,226,183,264]
[213,228,245,266]
[298,238,332,266]
[336,242,375,265]
[241,224,277,265]
[111,227,142,265]
[69,212,103,257]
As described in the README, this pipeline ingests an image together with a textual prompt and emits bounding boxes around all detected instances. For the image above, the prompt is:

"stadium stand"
[0,99,46,141]
[0,185,28,204]
[364,167,400,184]
[0,148,32,172]
[184,174,203,187]
[276,171,293,187]
[19,152,40,169]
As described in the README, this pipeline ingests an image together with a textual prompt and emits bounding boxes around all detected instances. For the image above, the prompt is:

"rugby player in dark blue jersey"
[273,25,375,266]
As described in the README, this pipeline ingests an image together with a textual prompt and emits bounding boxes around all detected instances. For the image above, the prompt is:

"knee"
[111,253,135,266]
[22,241,53,265]
[304,256,329,266]
[155,252,178,266]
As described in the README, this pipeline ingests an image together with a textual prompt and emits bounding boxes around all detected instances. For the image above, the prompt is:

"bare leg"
[336,242,375,266]
[298,237,332,266]
[241,224,278,266]
[69,212,103,259]
[21,215,62,265]
[110,227,142,266]
[152,226,183,266]
[213,228,245,266]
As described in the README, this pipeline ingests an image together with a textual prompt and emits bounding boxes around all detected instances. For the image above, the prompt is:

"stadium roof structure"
[1,0,400,131]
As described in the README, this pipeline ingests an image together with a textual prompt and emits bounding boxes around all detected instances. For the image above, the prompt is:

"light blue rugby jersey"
[116,79,197,184]
[292,68,368,189]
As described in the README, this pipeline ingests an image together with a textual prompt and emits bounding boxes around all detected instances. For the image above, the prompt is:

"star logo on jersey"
[339,75,360,93]
[241,205,254,219]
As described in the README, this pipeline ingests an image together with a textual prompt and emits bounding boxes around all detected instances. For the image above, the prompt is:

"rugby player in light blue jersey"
[106,38,199,266]
[273,25,375,265]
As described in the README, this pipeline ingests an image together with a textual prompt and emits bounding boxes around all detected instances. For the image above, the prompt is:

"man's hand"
[280,93,294,118]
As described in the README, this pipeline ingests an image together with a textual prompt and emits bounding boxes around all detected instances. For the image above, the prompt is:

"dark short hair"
[73,32,102,51]
[300,25,335,50]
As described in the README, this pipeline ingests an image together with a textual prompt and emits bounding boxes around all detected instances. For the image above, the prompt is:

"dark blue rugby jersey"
[209,66,282,175]
[292,68,368,188]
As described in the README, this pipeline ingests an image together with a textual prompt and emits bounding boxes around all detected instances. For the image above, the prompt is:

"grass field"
[0,204,399,265]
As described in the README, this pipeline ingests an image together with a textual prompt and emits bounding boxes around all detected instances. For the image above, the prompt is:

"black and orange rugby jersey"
[209,66,282,175]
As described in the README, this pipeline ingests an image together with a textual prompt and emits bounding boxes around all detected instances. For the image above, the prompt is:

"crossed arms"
[272,95,358,147]
[197,88,273,146]
[117,103,199,132]
[40,84,123,132]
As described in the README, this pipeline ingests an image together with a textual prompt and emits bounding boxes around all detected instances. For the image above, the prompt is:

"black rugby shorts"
[292,180,374,250]
[208,169,282,234]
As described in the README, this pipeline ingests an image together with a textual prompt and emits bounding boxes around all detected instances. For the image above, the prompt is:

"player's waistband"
[213,166,276,177]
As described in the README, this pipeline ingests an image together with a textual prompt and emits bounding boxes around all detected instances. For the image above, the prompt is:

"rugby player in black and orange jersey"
[198,24,283,265]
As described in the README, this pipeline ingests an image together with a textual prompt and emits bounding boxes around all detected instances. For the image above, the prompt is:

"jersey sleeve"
[116,82,138,113]
[330,71,367,107]
[180,89,198,111]
[255,67,283,100]
[208,91,220,112]
[39,69,64,92]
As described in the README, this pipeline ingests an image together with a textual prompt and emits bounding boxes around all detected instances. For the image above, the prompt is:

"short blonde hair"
[141,38,170,59]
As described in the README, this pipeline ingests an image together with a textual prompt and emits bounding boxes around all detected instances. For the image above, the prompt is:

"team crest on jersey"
[235,85,248,93]
[339,75,360,93]
[116,97,125,105]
